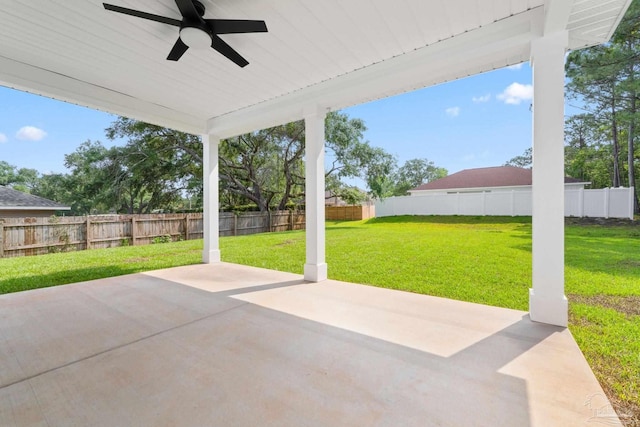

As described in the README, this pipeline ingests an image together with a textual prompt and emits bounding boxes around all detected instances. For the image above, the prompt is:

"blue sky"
[0,62,532,176]
[344,63,533,174]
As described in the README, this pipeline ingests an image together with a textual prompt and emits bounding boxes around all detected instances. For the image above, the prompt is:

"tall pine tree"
[565,0,640,212]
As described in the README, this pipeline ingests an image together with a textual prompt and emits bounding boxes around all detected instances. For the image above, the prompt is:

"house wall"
[377,187,634,220]
[0,210,63,219]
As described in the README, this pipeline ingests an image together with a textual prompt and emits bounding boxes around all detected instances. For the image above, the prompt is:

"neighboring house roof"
[0,185,70,210]
[410,166,588,191]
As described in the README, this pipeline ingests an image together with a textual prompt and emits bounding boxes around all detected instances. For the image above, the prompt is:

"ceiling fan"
[103,0,267,67]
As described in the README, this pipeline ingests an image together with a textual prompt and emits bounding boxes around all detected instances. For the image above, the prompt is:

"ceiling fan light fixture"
[179,27,211,49]
[103,1,267,66]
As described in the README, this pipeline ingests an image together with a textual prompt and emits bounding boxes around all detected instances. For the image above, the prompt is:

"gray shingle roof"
[410,166,589,191]
[0,185,70,210]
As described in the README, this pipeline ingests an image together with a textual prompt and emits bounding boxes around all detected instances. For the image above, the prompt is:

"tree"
[219,128,291,211]
[62,140,118,214]
[565,1,640,212]
[612,1,640,211]
[566,45,625,187]
[564,114,614,187]
[393,158,447,196]
[13,168,40,193]
[52,137,193,215]
[0,161,40,192]
[363,148,397,199]
[504,148,532,169]
[104,112,397,212]
[105,117,203,210]
[31,173,73,207]
[0,161,18,187]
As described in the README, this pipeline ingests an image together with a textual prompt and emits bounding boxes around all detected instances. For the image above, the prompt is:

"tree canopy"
[17,113,447,214]
[504,148,532,169]
[565,0,640,211]
[392,158,447,196]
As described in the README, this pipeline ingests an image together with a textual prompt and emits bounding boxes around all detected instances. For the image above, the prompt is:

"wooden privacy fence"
[325,205,375,221]
[0,211,305,258]
[219,211,306,237]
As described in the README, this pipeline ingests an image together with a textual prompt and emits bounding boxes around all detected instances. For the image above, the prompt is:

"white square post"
[529,31,568,327]
[304,107,328,282]
[202,134,221,263]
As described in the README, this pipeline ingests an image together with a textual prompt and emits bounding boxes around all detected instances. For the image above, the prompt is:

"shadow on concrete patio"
[0,263,618,426]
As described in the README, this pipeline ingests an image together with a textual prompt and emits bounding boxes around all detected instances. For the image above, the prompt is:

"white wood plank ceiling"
[0,0,632,137]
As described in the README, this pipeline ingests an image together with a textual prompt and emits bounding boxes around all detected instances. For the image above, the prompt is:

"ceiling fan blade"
[167,38,189,61]
[103,3,181,27]
[174,0,201,22]
[206,19,268,34]
[211,35,249,67]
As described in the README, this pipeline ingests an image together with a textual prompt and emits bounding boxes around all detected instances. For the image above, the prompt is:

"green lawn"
[223,216,640,422]
[0,216,638,422]
[0,239,203,294]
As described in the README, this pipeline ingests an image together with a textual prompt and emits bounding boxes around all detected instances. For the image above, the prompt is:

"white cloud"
[497,83,533,105]
[445,106,460,117]
[0,133,7,143]
[507,63,523,70]
[16,126,47,141]
[472,94,491,103]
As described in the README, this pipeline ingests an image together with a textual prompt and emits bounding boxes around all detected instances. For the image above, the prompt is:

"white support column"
[202,134,221,263]
[529,31,568,327]
[304,107,328,282]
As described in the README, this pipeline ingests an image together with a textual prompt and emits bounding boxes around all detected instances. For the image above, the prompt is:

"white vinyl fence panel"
[376,187,634,219]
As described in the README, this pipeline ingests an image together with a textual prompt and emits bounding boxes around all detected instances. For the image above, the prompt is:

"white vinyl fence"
[376,187,635,219]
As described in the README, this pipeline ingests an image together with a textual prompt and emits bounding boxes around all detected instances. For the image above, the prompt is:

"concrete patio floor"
[0,262,621,426]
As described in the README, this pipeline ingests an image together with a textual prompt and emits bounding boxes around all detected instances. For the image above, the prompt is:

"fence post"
[233,213,237,236]
[482,192,487,216]
[289,210,294,230]
[0,220,4,258]
[578,188,584,218]
[86,216,91,249]
[630,187,635,220]
[604,188,610,219]
[510,191,515,217]
[131,216,137,245]
[184,214,190,241]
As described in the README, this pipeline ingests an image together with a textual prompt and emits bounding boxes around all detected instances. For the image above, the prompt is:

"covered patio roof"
[0,0,630,137]
[0,2,632,423]
[0,0,633,327]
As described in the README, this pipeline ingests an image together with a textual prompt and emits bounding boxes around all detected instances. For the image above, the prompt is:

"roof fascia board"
[208,7,544,139]
[567,0,633,49]
[568,31,611,49]
[0,206,71,210]
[604,0,633,41]
[0,55,206,135]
